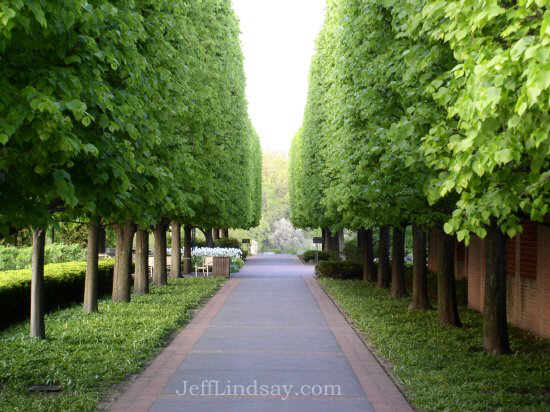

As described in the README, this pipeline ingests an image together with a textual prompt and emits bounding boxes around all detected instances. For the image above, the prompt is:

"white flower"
[191,247,242,258]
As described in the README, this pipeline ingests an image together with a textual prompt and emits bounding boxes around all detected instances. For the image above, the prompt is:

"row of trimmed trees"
[0,0,261,338]
[290,0,549,355]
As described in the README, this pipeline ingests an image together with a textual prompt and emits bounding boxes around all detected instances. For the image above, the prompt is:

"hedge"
[315,260,363,280]
[214,237,241,249]
[301,250,332,263]
[0,243,87,271]
[0,259,114,329]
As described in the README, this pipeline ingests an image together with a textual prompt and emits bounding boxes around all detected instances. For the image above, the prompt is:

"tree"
[419,0,549,353]
[410,225,431,310]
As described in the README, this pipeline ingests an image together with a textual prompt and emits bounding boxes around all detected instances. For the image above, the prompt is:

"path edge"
[305,276,415,412]
[106,278,240,412]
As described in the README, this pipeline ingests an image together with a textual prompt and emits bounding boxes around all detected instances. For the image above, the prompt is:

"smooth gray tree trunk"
[83,218,100,313]
[30,228,46,339]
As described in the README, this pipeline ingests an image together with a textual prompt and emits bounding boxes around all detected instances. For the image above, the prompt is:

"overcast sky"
[232,0,326,155]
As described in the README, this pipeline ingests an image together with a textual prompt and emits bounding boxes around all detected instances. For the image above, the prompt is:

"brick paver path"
[109,254,412,412]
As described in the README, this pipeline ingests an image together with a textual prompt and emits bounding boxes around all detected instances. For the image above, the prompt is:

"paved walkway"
[110,254,412,412]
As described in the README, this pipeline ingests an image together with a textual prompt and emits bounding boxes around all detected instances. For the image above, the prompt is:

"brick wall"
[537,225,550,338]
[455,241,467,280]
[467,236,485,312]
[467,223,550,339]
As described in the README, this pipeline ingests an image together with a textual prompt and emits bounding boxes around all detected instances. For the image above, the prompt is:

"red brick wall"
[455,241,467,280]
[467,236,485,312]
[537,225,550,338]
[506,237,516,277]
[467,223,550,339]
[520,223,537,279]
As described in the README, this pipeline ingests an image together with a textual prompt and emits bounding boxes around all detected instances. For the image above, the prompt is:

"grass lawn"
[319,277,550,412]
[0,277,225,411]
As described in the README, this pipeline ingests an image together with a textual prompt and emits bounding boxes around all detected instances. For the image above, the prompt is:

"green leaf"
[494,148,513,164]
[443,221,454,234]
[510,37,533,61]
[82,144,98,157]
[28,3,47,28]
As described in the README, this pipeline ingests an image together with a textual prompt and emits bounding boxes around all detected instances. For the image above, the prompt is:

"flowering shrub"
[191,247,242,258]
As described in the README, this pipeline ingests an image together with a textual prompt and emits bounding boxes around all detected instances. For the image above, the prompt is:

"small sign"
[312,237,322,244]
[242,239,250,244]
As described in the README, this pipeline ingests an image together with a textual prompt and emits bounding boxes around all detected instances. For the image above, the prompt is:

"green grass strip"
[0,277,225,411]
[319,278,550,412]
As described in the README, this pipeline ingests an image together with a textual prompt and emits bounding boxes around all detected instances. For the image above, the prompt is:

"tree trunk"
[204,227,214,247]
[435,227,461,326]
[357,228,365,252]
[184,225,192,274]
[127,224,136,274]
[483,221,510,354]
[338,229,344,257]
[112,222,133,302]
[98,225,106,254]
[410,225,431,310]
[222,228,229,238]
[153,221,168,285]
[322,228,329,252]
[134,228,149,295]
[327,228,339,255]
[377,226,391,288]
[83,218,100,313]
[170,221,181,279]
[362,228,376,282]
[30,227,46,339]
[212,228,219,242]
[391,226,408,298]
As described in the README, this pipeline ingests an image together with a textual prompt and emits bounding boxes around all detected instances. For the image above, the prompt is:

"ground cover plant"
[320,278,550,411]
[0,277,224,411]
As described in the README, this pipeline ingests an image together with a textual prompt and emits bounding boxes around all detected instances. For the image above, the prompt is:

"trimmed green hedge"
[214,237,241,249]
[0,243,87,271]
[301,250,332,262]
[0,259,114,329]
[315,260,363,280]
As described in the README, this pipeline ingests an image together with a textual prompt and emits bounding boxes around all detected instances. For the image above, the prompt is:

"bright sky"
[232,0,326,155]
